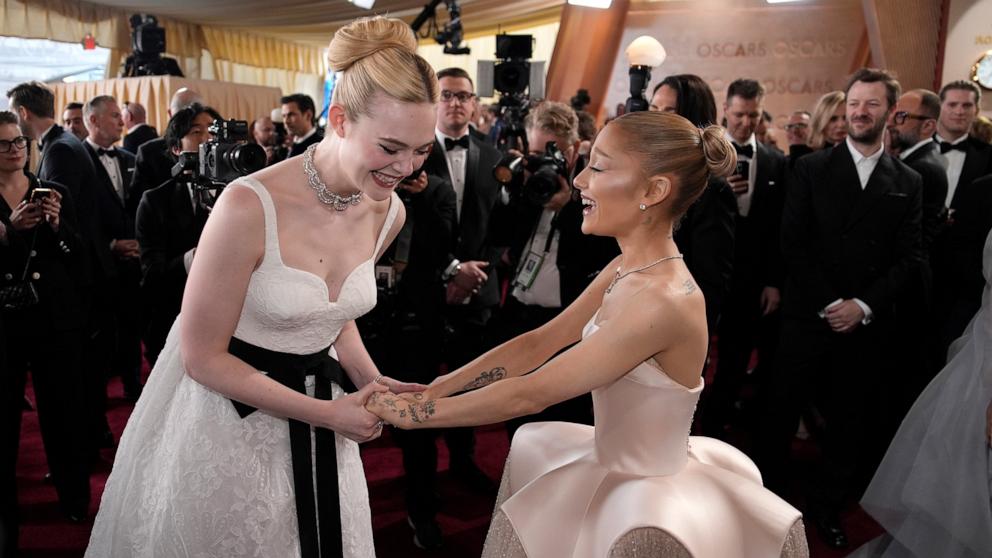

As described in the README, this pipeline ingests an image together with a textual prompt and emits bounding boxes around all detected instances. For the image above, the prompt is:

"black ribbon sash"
[227,336,348,558]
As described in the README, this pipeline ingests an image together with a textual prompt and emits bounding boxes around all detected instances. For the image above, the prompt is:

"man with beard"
[756,68,923,550]
[883,89,948,436]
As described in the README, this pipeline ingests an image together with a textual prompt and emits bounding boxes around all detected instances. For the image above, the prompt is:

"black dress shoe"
[450,460,497,495]
[407,516,443,550]
[812,513,849,549]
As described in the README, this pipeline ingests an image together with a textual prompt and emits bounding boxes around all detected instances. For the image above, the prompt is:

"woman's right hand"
[326,381,389,443]
[9,201,43,231]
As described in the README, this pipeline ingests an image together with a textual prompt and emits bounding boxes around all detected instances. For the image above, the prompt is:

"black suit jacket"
[83,142,137,243]
[781,143,923,323]
[122,124,159,154]
[948,135,992,206]
[394,176,458,317]
[37,125,110,282]
[135,179,208,339]
[674,178,737,333]
[733,142,788,290]
[902,141,949,253]
[288,129,324,159]
[0,177,88,331]
[423,134,505,308]
[130,137,174,222]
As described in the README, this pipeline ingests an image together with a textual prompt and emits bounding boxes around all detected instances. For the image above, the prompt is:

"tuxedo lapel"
[846,154,895,230]
[85,142,126,209]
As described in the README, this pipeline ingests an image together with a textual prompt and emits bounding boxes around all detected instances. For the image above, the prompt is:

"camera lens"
[227,144,267,175]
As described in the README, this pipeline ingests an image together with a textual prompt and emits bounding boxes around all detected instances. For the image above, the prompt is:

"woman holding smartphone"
[0,109,92,552]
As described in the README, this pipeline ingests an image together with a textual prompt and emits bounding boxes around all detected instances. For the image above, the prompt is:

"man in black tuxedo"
[83,95,143,402]
[703,79,788,438]
[8,82,116,450]
[885,90,949,406]
[129,88,203,221]
[931,80,992,357]
[756,68,923,549]
[122,101,158,154]
[407,66,504,549]
[281,94,323,159]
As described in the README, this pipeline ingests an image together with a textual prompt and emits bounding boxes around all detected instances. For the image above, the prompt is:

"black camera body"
[492,141,568,206]
[200,119,267,185]
[171,119,266,194]
[121,14,183,77]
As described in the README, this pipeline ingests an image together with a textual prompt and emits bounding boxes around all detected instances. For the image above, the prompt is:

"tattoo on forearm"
[683,279,696,295]
[408,400,436,424]
[369,393,436,424]
[461,367,507,391]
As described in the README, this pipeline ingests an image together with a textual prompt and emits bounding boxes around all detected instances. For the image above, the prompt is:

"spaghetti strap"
[372,191,402,257]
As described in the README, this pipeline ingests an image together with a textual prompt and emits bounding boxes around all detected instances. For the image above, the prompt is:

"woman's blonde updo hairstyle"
[610,111,736,219]
[327,16,439,120]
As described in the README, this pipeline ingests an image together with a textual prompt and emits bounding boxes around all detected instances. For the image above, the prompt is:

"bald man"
[122,101,159,153]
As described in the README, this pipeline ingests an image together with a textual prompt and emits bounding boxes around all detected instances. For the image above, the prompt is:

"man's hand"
[825,299,865,333]
[446,281,471,305]
[760,286,781,316]
[727,174,749,195]
[112,239,141,259]
[399,171,428,195]
[452,260,488,292]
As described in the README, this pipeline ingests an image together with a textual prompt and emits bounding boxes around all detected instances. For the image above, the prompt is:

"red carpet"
[16,374,880,557]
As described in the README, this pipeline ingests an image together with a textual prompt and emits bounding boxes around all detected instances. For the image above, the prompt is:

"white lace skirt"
[85,319,376,558]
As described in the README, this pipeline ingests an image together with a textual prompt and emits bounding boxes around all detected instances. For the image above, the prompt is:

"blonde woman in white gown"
[368,111,809,557]
[85,16,438,558]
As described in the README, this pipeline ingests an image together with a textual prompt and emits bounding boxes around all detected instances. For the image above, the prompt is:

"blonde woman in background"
[86,16,437,558]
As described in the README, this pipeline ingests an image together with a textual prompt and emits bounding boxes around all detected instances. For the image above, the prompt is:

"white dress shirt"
[845,137,884,189]
[935,133,968,206]
[726,131,758,217]
[293,126,318,145]
[436,128,469,218]
[512,209,561,308]
[87,137,125,200]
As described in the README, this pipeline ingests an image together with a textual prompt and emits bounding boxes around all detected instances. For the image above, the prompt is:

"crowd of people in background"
[2,61,991,556]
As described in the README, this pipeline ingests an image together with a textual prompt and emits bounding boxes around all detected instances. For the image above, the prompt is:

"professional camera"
[121,14,183,77]
[477,34,545,153]
[201,119,267,184]
[171,119,266,195]
[492,141,568,206]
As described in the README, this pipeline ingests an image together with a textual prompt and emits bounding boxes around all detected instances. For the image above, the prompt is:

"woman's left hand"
[39,189,62,231]
[373,375,428,395]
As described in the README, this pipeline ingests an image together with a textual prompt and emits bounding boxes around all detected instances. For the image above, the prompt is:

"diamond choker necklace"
[303,144,363,211]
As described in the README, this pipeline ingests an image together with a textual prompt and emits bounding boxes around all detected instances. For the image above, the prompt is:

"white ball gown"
[853,229,992,558]
[85,177,400,557]
[481,311,809,557]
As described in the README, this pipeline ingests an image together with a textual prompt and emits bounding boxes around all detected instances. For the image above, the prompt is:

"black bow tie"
[939,140,967,154]
[733,143,753,158]
[444,136,470,150]
[98,147,118,158]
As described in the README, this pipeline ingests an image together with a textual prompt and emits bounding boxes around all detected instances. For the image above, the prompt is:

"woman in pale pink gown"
[368,111,808,557]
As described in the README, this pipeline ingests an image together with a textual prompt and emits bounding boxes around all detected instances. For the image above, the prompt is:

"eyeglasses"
[0,136,28,153]
[892,111,932,125]
[784,123,809,131]
[440,90,475,104]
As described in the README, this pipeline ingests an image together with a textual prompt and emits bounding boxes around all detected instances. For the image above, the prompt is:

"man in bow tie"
[929,80,992,359]
[702,79,787,441]
[398,66,504,550]
[83,95,143,405]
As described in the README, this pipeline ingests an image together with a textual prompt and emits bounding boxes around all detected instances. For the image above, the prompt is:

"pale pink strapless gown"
[481,313,809,558]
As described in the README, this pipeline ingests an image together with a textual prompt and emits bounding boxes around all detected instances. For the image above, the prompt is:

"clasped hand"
[364,389,436,430]
[330,376,427,442]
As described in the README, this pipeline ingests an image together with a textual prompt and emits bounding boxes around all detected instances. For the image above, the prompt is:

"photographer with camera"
[134,104,221,365]
[493,100,619,438]
[0,110,93,544]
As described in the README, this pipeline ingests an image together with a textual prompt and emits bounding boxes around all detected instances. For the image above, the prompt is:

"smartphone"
[734,160,750,179]
[30,188,52,203]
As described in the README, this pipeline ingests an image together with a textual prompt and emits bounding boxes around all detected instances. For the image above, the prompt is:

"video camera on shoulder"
[171,118,267,192]
[492,141,568,206]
